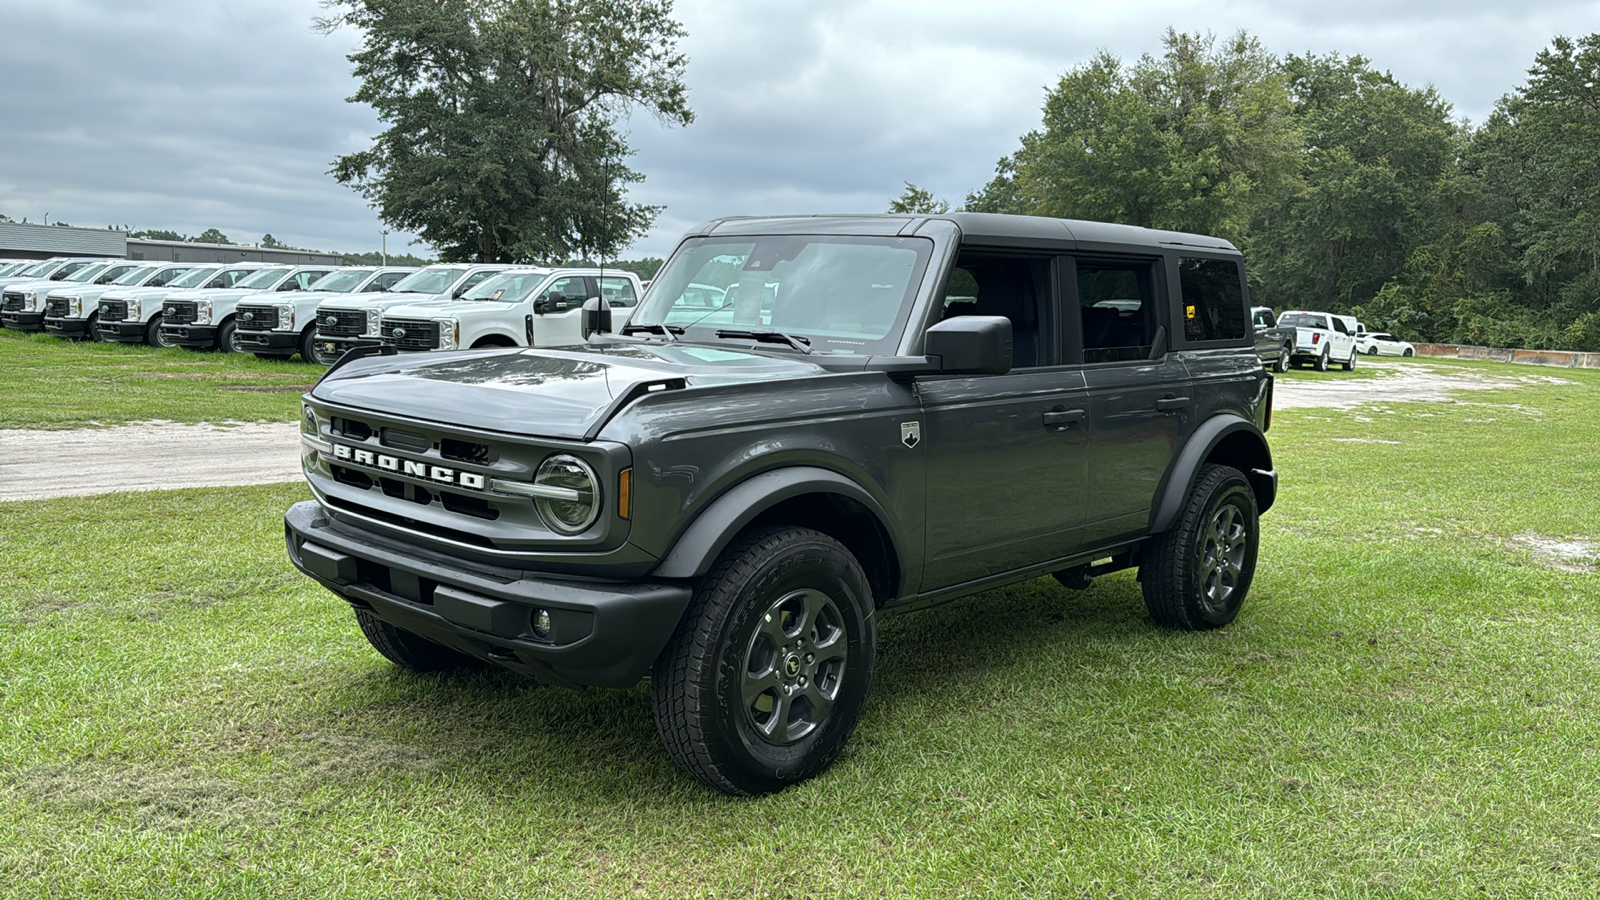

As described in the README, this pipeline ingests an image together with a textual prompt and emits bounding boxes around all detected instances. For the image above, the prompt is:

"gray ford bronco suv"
[285,213,1276,795]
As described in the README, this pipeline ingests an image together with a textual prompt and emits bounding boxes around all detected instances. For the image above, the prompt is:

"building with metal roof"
[0,222,342,265]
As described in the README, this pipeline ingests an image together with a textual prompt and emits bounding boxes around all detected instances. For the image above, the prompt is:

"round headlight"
[533,454,599,534]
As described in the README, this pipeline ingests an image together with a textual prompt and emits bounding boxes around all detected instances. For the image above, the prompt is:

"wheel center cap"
[783,654,802,679]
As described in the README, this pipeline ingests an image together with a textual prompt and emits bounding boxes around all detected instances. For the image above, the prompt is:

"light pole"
[381,229,389,266]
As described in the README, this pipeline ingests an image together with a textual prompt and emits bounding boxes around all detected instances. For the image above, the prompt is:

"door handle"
[1042,407,1085,427]
[1155,396,1191,412]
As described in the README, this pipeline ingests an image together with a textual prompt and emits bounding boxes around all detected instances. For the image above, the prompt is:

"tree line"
[900,30,1600,352]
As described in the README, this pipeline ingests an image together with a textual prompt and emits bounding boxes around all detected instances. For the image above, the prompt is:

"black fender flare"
[1149,415,1275,534]
[653,466,897,580]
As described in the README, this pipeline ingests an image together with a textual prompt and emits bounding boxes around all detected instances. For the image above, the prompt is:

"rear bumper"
[284,501,691,689]
[1,311,43,330]
[162,324,219,347]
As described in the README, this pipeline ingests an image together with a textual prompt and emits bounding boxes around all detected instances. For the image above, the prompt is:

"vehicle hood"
[317,290,441,312]
[311,343,826,440]
[2,278,66,295]
[379,297,484,318]
[177,287,258,304]
[112,285,192,301]
[50,283,119,302]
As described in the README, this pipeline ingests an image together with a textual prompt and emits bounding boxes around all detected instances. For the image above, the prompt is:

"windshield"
[235,268,290,290]
[113,265,159,285]
[1279,314,1329,329]
[632,235,932,353]
[0,263,20,277]
[21,261,59,277]
[308,269,374,293]
[63,264,109,284]
[462,270,550,302]
[388,267,466,295]
[168,266,223,288]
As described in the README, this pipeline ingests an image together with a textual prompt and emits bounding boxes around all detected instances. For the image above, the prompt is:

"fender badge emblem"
[900,421,920,449]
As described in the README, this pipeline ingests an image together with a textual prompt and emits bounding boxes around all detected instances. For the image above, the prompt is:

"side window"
[1076,258,1160,363]
[148,268,183,287]
[454,271,494,297]
[1331,318,1350,335]
[1177,257,1247,343]
[374,272,407,290]
[599,276,638,308]
[1252,308,1274,329]
[943,254,1053,367]
[540,276,590,310]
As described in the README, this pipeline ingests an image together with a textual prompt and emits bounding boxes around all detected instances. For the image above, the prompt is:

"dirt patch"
[1514,534,1599,573]
[1274,362,1574,410]
[19,762,277,832]
[0,421,301,501]
[144,372,310,381]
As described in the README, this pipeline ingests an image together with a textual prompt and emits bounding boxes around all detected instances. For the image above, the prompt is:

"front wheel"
[1402,347,1415,357]
[146,314,174,348]
[86,313,103,343]
[1366,346,1379,356]
[307,336,341,366]
[218,319,241,353]
[298,326,322,364]
[651,526,876,796]
[1141,464,1259,630]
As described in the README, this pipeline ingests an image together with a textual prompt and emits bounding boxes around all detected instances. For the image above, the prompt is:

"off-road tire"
[1274,346,1291,373]
[1141,463,1259,631]
[218,319,241,353]
[1313,350,1329,372]
[651,526,876,796]
[145,314,173,347]
[354,608,479,672]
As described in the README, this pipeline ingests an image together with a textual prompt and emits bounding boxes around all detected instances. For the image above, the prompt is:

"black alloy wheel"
[1141,463,1260,630]
[651,526,876,795]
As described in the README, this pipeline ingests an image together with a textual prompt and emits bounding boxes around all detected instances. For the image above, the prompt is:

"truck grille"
[1,291,22,312]
[237,304,279,330]
[164,301,198,325]
[45,296,70,318]
[318,309,366,337]
[99,300,128,322]
[381,318,439,350]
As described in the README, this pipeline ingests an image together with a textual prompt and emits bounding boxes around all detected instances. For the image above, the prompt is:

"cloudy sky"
[2,0,1596,260]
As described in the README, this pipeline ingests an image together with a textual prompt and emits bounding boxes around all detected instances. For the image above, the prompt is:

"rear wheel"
[1141,464,1259,630]
[354,608,479,672]
[1313,350,1329,372]
[1342,349,1357,371]
[651,526,876,795]
[1274,346,1290,373]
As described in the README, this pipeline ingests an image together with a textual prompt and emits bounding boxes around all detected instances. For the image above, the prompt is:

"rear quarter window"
[1178,257,1246,343]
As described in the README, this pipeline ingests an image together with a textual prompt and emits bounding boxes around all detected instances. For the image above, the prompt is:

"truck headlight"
[22,291,38,311]
[275,303,295,332]
[364,309,381,337]
[69,297,83,316]
[435,317,459,350]
[531,455,600,534]
[195,300,212,325]
[127,299,142,319]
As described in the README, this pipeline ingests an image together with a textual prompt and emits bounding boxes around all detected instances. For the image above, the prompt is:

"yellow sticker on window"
[1185,305,1196,319]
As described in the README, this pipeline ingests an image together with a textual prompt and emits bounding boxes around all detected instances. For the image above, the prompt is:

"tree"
[317,0,693,263]
[888,182,949,214]
[131,229,186,241]
[193,228,231,244]
[261,233,286,249]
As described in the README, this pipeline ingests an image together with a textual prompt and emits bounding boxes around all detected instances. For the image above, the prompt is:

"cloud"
[2,0,1596,260]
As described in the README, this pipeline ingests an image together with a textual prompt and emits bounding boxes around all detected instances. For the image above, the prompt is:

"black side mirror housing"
[924,315,1011,375]
[533,297,552,315]
[580,297,613,340]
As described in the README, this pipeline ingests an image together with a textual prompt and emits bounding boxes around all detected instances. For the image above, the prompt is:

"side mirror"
[533,297,552,315]
[924,315,1011,375]
[580,297,613,340]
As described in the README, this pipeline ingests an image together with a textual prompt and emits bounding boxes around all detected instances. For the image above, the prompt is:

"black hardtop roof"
[687,212,1239,255]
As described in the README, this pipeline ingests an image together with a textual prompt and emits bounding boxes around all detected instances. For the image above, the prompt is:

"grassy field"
[0,330,309,429]
[2,353,1598,896]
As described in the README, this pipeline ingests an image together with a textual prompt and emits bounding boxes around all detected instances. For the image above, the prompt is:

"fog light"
[531,608,553,638]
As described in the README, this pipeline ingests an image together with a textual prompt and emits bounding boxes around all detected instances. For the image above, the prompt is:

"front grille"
[164,301,198,325]
[45,297,69,318]
[1,291,22,312]
[99,300,128,322]
[237,304,279,330]
[381,318,439,350]
[318,309,366,337]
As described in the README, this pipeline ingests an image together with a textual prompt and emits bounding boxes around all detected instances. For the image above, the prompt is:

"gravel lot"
[0,361,1571,501]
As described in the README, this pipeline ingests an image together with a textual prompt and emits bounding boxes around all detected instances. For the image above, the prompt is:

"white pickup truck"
[375,267,644,352]
[233,266,417,361]
[1277,309,1359,372]
[99,263,275,346]
[309,263,515,363]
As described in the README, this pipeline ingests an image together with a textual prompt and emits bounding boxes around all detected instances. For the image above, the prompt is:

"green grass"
[2,358,1599,897]
[0,330,311,429]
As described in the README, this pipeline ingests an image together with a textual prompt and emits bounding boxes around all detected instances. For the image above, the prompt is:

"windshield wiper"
[714,329,812,354]
[621,322,683,341]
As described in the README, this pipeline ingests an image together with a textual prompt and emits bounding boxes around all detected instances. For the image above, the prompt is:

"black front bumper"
[1,311,44,330]
[100,320,148,342]
[162,324,218,348]
[43,317,90,336]
[314,335,380,358]
[236,330,298,351]
[284,501,691,689]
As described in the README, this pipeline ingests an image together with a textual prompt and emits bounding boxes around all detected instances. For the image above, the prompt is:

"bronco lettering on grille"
[330,442,485,490]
